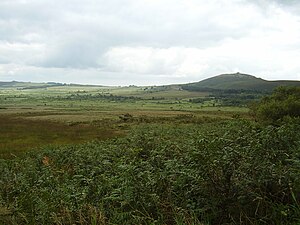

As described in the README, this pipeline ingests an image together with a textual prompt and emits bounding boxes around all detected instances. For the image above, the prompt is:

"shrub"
[251,86,300,123]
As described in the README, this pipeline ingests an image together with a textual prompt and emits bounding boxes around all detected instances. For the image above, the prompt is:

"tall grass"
[1,120,299,224]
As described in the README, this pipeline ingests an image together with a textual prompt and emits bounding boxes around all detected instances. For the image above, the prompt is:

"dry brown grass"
[0,114,122,159]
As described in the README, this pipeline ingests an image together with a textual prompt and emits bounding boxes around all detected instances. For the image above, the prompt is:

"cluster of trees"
[188,89,266,106]
[54,93,141,102]
[251,86,300,123]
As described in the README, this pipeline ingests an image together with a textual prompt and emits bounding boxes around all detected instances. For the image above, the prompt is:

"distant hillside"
[0,81,107,89]
[0,81,31,88]
[0,81,67,89]
[182,73,300,92]
[0,81,105,89]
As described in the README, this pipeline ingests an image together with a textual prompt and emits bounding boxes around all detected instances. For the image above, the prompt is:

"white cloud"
[0,0,300,84]
[0,41,45,65]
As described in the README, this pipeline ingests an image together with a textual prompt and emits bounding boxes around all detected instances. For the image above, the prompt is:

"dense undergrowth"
[1,119,300,224]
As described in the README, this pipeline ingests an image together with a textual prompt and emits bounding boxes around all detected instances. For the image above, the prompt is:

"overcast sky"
[0,0,300,85]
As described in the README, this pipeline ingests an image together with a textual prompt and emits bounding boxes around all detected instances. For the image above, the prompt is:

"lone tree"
[252,86,300,123]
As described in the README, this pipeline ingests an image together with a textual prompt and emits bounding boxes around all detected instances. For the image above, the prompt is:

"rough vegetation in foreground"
[1,120,300,225]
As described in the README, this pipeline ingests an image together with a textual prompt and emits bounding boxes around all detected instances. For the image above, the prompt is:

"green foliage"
[1,120,300,224]
[252,86,300,123]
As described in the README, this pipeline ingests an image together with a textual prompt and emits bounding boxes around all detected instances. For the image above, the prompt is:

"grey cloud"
[249,0,300,13]
[4,1,258,55]
[1,0,261,56]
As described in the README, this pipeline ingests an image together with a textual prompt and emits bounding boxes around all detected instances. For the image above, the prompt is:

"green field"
[0,84,299,224]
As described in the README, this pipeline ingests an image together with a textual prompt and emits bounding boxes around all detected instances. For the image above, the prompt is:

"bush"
[251,86,300,123]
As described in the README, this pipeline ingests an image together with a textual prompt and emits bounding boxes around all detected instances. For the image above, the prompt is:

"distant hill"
[0,81,67,89]
[0,81,107,89]
[182,73,300,92]
[0,81,30,88]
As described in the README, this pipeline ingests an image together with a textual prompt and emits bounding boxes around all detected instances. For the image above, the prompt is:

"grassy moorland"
[0,84,248,159]
[0,82,299,224]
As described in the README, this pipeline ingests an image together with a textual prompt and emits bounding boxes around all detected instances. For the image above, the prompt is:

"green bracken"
[1,120,299,224]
